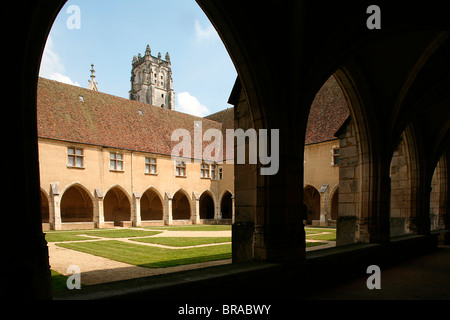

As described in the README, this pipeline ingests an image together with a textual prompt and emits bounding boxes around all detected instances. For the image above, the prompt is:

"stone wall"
[336,118,361,246]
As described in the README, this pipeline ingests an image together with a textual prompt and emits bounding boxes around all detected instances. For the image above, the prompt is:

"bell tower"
[129,44,175,110]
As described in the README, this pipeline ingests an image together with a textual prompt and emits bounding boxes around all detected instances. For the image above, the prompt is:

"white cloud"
[194,20,219,44]
[39,36,80,86]
[176,92,210,117]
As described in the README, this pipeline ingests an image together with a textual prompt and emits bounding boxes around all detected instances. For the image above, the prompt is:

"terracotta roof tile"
[305,75,350,145]
[37,77,226,161]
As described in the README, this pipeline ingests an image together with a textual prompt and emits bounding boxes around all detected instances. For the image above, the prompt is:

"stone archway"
[200,191,215,219]
[303,186,320,224]
[40,189,49,224]
[330,187,339,221]
[104,186,131,226]
[141,188,163,221]
[220,191,233,220]
[173,190,191,220]
[60,184,94,223]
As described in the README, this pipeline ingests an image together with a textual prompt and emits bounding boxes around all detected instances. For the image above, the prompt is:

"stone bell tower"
[129,44,175,110]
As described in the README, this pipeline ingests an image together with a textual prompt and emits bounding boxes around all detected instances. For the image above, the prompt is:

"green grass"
[306,233,336,241]
[51,269,72,291]
[305,227,336,241]
[56,241,231,268]
[144,225,232,231]
[306,242,328,247]
[45,229,162,242]
[131,237,231,247]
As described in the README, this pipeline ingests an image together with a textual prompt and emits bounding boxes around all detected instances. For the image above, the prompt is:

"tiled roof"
[37,75,348,161]
[305,75,350,145]
[204,107,234,161]
[37,77,226,161]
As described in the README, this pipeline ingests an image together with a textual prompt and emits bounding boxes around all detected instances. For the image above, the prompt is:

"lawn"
[305,227,336,241]
[131,237,231,247]
[57,240,231,268]
[45,229,162,242]
[51,269,70,291]
[49,225,335,288]
[144,225,232,231]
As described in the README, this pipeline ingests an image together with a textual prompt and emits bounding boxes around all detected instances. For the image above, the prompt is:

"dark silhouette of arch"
[40,189,49,224]
[200,192,215,219]
[331,187,339,220]
[221,191,233,220]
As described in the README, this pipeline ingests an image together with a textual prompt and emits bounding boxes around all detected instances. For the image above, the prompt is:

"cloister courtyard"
[48,225,336,291]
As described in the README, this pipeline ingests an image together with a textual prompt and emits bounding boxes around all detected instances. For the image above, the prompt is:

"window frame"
[67,147,84,169]
[200,162,210,178]
[145,157,158,175]
[331,146,340,167]
[175,160,187,177]
[110,152,124,172]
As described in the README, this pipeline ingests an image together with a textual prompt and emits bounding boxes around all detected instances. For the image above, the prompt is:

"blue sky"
[39,0,237,116]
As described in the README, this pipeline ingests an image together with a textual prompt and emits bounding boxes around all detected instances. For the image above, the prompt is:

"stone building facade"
[38,78,233,231]
[129,44,175,110]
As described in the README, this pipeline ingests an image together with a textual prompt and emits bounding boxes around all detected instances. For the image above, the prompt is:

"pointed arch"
[303,185,320,224]
[329,184,339,221]
[104,185,131,226]
[333,67,382,243]
[40,188,50,224]
[141,186,164,221]
[430,152,448,231]
[200,190,215,219]
[220,190,233,220]
[172,189,191,220]
[60,183,94,223]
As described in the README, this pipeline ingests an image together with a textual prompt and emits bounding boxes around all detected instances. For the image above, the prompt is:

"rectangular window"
[175,160,186,177]
[218,167,223,180]
[332,147,340,166]
[68,147,84,168]
[200,163,210,178]
[145,157,157,174]
[211,164,217,180]
[110,152,124,171]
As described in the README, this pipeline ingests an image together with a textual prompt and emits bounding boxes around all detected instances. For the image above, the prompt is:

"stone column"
[192,192,200,224]
[231,194,236,224]
[319,184,329,227]
[214,195,220,221]
[164,192,173,226]
[49,183,61,230]
[132,191,141,227]
[94,188,105,228]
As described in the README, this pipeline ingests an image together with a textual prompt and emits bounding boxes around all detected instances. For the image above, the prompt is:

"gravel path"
[48,228,334,286]
[48,228,232,286]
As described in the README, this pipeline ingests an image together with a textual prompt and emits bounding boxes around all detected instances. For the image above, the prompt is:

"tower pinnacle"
[88,63,98,91]
[129,44,175,110]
